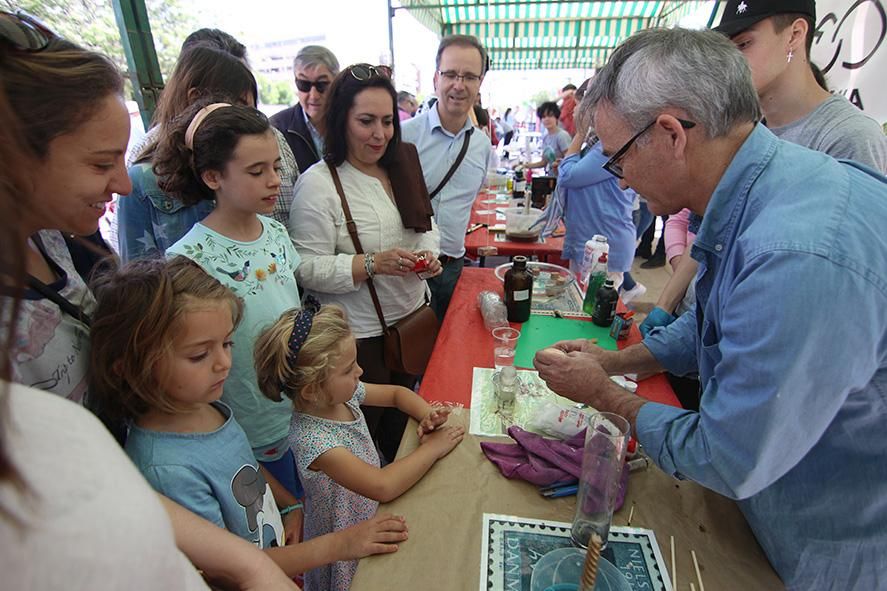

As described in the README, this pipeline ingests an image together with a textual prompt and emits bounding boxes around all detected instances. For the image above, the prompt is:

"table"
[418,267,679,409]
[351,268,782,590]
[351,415,781,590]
[465,190,567,267]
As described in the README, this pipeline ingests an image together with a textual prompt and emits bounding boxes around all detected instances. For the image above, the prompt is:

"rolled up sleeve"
[642,310,699,376]
[637,250,883,500]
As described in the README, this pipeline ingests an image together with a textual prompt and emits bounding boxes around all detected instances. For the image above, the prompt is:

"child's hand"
[339,513,409,560]
[282,507,303,545]
[417,407,451,441]
[420,424,465,459]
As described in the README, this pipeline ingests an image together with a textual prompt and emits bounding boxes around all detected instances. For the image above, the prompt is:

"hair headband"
[184,102,232,150]
[286,295,322,367]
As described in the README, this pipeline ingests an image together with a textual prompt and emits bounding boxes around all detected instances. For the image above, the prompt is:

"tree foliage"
[255,73,295,107]
[7,0,197,87]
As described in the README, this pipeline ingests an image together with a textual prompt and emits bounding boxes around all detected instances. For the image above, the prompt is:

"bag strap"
[27,234,93,327]
[328,164,390,335]
[26,274,92,327]
[429,128,473,199]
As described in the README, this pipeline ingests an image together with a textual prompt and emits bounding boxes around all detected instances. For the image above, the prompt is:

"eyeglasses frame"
[603,117,696,179]
[437,70,482,84]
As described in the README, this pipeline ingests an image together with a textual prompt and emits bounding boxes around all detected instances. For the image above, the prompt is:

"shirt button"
[715,244,723,252]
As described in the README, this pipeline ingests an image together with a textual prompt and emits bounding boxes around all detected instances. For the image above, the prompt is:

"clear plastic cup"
[571,413,631,549]
[492,326,521,371]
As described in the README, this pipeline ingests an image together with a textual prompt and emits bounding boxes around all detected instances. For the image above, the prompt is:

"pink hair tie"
[184,102,232,151]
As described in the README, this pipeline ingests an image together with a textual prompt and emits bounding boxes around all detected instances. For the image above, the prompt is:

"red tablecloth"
[464,191,567,265]
[419,267,681,408]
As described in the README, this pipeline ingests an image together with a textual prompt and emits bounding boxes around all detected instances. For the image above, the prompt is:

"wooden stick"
[690,584,696,591]
[670,535,676,591]
[691,549,705,591]
[627,502,636,526]
[580,533,603,591]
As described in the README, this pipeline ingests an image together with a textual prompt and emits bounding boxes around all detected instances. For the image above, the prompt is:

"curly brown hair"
[152,100,271,205]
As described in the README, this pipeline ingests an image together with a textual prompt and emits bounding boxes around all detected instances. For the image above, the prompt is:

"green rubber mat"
[513,314,617,368]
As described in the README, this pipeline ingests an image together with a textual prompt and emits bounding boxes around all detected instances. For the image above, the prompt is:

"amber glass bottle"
[505,256,533,323]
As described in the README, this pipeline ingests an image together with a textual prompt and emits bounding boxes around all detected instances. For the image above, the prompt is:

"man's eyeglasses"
[0,10,56,52]
[438,70,482,84]
[603,118,696,179]
[348,63,392,81]
[295,78,330,94]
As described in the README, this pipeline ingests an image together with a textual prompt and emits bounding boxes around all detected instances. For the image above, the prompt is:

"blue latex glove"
[639,307,677,338]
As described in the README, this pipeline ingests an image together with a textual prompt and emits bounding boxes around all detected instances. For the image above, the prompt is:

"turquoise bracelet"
[279,502,303,516]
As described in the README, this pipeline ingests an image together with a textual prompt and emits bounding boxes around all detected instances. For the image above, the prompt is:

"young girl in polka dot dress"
[255,300,464,591]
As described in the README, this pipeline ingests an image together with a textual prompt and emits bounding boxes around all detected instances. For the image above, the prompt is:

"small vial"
[497,365,517,408]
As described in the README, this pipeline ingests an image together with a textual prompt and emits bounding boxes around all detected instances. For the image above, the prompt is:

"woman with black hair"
[288,65,441,461]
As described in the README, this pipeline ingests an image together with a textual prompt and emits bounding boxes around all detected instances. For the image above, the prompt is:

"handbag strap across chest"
[328,164,391,335]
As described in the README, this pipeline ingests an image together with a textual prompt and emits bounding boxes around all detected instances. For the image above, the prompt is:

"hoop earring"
[787,48,794,63]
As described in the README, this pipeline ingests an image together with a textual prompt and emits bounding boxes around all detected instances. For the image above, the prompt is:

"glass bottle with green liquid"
[582,252,608,315]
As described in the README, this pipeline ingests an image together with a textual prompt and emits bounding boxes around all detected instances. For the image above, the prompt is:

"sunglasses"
[295,78,330,94]
[603,118,696,179]
[348,63,392,81]
[0,10,56,52]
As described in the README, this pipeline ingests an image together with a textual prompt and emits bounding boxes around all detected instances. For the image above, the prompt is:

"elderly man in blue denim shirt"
[535,28,887,590]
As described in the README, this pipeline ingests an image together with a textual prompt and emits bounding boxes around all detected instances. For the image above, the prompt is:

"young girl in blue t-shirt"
[88,257,409,579]
[152,99,302,499]
[254,302,464,591]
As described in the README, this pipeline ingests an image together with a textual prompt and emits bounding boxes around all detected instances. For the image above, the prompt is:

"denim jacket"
[117,162,214,262]
[641,124,887,589]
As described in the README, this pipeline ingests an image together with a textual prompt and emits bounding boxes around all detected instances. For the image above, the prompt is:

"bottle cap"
[604,279,614,286]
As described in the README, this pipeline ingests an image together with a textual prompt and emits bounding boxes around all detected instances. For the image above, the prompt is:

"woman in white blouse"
[288,64,441,460]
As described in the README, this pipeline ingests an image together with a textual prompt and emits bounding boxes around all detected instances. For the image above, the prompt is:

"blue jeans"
[428,256,465,321]
[633,201,654,239]
[258,448,303,499]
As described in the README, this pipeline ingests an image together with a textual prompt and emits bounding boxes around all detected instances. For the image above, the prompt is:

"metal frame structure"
[393,0,717,70]
[112,0,164,127]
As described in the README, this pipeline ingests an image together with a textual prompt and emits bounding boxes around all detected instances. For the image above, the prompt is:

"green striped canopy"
[400,1,710,70]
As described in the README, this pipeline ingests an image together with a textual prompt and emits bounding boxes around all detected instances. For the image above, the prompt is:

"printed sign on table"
[480,513,672,591]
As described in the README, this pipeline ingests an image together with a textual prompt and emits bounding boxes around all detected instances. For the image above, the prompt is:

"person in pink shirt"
[397,91,417,121]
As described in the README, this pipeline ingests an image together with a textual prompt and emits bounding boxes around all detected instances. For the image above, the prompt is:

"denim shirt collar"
[427,103,474,139]
[691,123,778,261]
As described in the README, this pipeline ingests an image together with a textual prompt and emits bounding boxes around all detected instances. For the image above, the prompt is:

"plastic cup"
[571,413,631,549]
[492,326,521,370]
[529,548,630,591]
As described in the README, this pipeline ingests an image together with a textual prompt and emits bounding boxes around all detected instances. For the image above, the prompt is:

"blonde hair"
[255,305,352,406]
[88,257,243,423]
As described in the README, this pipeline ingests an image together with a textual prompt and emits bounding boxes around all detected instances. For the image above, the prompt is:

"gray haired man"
[270,45,340,173]
[534,27,887,589]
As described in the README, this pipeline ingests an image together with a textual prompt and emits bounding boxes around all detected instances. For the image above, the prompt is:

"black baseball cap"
[714,0,816,37]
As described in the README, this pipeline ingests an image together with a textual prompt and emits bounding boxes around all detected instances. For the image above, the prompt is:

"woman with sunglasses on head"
[288,64,441,463]
[0,11,297,589]
[0,14,129,405]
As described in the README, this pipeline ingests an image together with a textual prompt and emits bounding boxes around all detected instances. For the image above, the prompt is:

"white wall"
[811,0,887,124]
